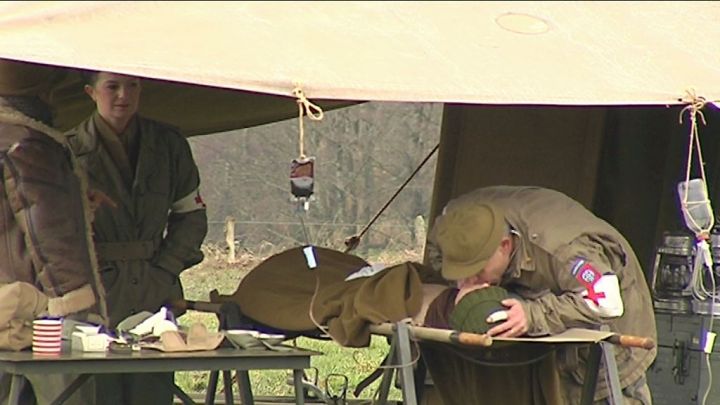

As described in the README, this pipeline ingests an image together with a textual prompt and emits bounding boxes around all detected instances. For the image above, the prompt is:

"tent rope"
[293,87,324,159]
[678,89,713,239]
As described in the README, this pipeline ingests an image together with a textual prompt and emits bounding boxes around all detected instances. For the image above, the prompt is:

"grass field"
[174,245,417,401]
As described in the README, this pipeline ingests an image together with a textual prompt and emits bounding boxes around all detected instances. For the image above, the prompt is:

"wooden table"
[0,346,318,405]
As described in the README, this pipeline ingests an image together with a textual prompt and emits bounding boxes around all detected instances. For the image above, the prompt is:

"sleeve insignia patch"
[571,258,606,305]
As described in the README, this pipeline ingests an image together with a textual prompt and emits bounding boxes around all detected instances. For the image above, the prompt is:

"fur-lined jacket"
[0,99,107,350]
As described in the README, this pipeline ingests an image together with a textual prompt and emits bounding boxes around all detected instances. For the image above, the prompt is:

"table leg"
[292,369,305,405]
[8,374,26,405]
[222,370,235,405]
[580,344,602,405]
[50,374,91,405]
[205,371,219,405]
[171,382,197,405]
[600,341,623,405]
[235,370,253,405]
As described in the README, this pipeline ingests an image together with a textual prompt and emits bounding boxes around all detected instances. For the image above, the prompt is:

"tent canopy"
[1,1,719,275]
[1,1,719,136]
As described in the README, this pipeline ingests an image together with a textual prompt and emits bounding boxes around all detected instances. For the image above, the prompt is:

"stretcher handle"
[606,334,655,350]
[454,331,493,347]
[369,323,493,347]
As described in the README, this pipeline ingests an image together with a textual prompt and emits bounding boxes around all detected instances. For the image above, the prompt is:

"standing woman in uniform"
[66,71,208,405]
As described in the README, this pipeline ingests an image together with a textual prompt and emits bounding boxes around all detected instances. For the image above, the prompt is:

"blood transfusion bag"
[290,157,315,199]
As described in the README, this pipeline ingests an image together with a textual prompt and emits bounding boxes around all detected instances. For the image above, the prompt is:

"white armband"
[171,188,206,213]
[571,259,624,318]
[581,273,624,318]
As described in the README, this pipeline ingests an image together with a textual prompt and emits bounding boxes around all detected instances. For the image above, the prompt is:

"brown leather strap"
[95,241,156,261]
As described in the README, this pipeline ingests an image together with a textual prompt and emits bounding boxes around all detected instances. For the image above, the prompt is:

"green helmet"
[449,286,508,334]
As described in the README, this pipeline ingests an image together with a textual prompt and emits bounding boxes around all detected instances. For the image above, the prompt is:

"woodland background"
[188,101,442,257]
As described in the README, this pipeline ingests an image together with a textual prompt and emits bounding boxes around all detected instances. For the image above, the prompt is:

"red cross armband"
[570,259,624,318]
[171,188,207,213]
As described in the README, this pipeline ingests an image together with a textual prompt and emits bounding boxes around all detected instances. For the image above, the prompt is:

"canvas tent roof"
[3,1,720,278]
[1,1,719,136]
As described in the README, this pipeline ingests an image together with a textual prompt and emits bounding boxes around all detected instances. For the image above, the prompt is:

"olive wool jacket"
[67,113,207,327]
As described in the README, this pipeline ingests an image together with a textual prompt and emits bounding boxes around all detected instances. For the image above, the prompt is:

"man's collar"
[502,225,536,283]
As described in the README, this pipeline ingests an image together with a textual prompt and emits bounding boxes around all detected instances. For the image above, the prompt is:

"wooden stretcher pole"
[369,323,493,347]
[605,334,656,350]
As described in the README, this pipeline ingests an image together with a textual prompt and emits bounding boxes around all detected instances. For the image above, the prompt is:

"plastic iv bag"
[677,178,714,235]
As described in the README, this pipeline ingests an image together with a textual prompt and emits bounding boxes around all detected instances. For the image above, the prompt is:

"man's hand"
[87,189,117,217]
[486,298,528,337]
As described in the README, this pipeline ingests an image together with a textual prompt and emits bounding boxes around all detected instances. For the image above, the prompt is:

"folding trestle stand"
[372,322,626,405]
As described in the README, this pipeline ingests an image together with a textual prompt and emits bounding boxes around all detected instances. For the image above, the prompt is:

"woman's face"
[84,72,141,126]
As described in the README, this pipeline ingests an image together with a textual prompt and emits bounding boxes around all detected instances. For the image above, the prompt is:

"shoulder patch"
[571,258,601,285]
[570,259,585,276]
[571,258,606,305]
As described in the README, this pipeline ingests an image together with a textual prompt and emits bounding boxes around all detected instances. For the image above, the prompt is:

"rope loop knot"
[292,86,324,159]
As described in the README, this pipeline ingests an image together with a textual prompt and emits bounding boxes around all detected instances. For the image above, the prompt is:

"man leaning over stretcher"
[427,185,656,405]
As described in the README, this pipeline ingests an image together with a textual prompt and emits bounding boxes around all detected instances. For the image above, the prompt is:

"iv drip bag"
[677,178,714,235]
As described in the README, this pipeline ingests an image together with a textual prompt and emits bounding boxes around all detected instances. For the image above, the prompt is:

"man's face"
[479,246,512,284]
[472,236,513,285]
[84,72,141,125]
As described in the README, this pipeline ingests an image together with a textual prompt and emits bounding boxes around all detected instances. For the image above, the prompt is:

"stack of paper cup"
[32,319,63,355]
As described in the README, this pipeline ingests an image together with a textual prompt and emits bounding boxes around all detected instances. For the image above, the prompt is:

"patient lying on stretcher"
[209,245,443,347]
[208,245,516,345]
